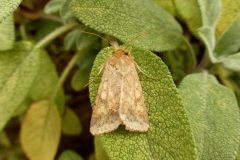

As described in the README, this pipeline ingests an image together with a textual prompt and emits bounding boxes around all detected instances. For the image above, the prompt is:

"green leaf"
[0,15,15,51]
[0,131,11,147]
[44,0,65,14]
[44,0,74,23]
[94,137,109,160]
[60,0,75,22]
[71,51,96,91]
[197,0,220,62]
[179,73,240,159]
[222,52,240,71]
[29,49,65,111]
[153,0,176,15]
[71,68,91,91]
[89,47,197,159]
[174,0,202,36]
[20,100,61,160]
[0,0,22,22]
[236,146,240,160]
[62,107,81,135]
[216,0,240,34]
[71,0,183,51]
[0,42,40,131]
[58,150,83,160]
[64,28,96,51]
[214,16,240,58]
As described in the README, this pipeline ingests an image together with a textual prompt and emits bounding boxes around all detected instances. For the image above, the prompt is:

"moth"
[90,48,149,135]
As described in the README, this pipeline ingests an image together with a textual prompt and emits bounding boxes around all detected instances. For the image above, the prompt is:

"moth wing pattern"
[90,56,122,135]
[119,54,149,131]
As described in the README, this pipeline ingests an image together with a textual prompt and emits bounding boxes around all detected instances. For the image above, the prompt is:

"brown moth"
[90,48,149,135]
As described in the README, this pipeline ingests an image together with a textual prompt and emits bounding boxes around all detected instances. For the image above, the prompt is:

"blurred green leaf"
[71,0,183,51]
[214,16,240,58]
[0,0,22,22]
[236,146,240,160]
[13,97,31,116]
[44,0,74,23]
[62,107,81,135]
[174,0,202,36]
[29,49,65,112]
[94,137,109,160]
[44,0,65,14]
[197,0,220,62]
[0,42,40,131]
[34,20,62,40]
[20,100,61,160]
[60,0,75,22]
[64,28,98,51]
[0,15,15,50]
[0,131,11,147]
[153,0,176,15]
[222,52,240,71]
[71,50,96,91]
[71,68,91,91]
[179,73,240,159]
[217,0,240,34]
[58,150,83,160]
[89,47,197,159]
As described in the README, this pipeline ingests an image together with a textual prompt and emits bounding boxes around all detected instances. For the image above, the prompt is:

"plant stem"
[196,50,211,71]
[50,51,82,104]
[184,38,197,73]
[35,22,78,49]
[19,25,27,40]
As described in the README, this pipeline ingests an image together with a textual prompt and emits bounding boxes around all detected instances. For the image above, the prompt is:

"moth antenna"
[123,28,152,49]
[79,30,112,46]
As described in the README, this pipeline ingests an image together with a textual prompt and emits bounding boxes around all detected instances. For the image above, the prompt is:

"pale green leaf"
[44,0,65,14]
[222,52,240,71]
[60,0,75,22]
[174,0,202,36]
[13,97,31,116]
[214,16,240,58]
[62,107,81,135]
[217,0,240,34]
[0,42,40,131]
[20,100,61,160]
[13,49,65,116]
[71,0,183,51]
[71,68,90,91]
[44,0,74,22]
[236,146,240,160]
[179,73,240,159]
[94,137,109,160]
[64,28,98,51]
[0,0,22,22]
[58,150,83,160]
[197,0,220,62]
[0,131,11,147]
[153,0,176,15]
[29,50,65,112]
[89,47,197,159]
[0,15,15,51]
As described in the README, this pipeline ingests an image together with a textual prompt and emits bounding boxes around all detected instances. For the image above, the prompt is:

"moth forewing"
[90,48,149,135]
[118,52,149,131]
[90,53,122,135]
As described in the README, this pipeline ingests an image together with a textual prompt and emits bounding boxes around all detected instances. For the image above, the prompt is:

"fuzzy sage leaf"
[179,73,240,159]
[0,42,40,131]
[89,47,197,159]
[70,0,183,51]
[0,0,22,22]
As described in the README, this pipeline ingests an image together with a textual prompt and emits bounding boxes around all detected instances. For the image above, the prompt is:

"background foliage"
[0,0,240,160]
